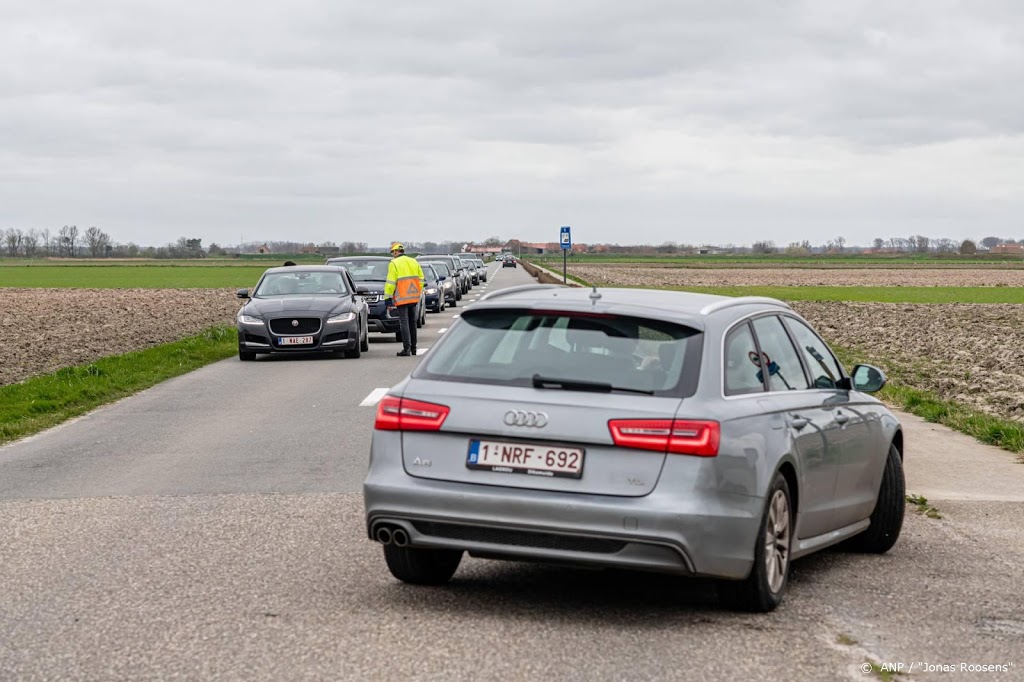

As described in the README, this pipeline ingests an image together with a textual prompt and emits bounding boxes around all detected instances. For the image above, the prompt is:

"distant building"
[991,243,1024,255]
[318,245,341,255]
[256,244,272,254]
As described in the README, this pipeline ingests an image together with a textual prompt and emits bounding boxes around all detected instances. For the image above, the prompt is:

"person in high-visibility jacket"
[385,242,426,356]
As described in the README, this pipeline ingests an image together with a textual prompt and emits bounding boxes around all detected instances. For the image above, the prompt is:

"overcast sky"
[2,1,1022,248]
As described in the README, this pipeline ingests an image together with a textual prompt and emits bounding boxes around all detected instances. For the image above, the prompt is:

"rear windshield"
[415,309,702,396]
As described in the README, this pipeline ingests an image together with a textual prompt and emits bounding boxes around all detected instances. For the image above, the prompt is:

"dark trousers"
[397,303,418,351]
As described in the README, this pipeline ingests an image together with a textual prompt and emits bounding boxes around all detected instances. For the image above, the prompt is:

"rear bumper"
[363,436,761,580]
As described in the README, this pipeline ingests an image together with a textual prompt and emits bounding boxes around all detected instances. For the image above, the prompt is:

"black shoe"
[396,349,412,357]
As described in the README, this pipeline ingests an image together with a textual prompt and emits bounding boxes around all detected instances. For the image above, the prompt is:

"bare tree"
[751,240,776,254]
[39,228,51,256]
[23,229,39,257]
[58,225,79,257]
[872,238,884,250]
[913,235,929,253]
[5,228,23,257]
[84,226,111,257]
[934,238,956,253]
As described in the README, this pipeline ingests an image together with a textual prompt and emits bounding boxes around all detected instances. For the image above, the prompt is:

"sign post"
[560,226,571,284]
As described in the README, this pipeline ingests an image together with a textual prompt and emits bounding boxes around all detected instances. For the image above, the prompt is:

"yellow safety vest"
[385,255,425,306]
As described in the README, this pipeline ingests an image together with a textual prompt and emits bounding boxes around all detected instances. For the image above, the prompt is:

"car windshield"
[255,271,348,296]
[430,263,451,278]
[415,308,702,396]
[329,260,390,281]
[422,267,439,284]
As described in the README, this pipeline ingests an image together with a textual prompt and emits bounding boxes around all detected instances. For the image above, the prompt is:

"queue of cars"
[235,253,493,359]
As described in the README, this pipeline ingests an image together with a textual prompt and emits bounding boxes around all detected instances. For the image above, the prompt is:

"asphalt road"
[1,262,1022,681]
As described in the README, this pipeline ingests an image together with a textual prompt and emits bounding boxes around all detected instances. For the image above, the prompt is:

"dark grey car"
[236,266,369,360]
[363,286,904,612]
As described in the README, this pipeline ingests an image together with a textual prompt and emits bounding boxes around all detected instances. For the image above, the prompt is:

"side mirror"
[850,364,887,393]
[236,289,250,299]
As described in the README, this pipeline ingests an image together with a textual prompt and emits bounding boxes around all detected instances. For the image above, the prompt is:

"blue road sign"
[560,226,571,250]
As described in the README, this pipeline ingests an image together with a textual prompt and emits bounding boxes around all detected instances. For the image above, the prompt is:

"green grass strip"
[0,326,238,445]
[0,265,267,288]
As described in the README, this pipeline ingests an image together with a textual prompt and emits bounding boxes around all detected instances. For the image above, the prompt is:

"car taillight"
[375,396,450,431]
[607,419,719,457]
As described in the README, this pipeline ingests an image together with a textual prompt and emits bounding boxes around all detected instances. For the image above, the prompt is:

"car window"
[422,266,439,284]
[329,260,389,281]
[750,316,811,392]
[784,317,844,389]
[431,263,451,278]
[255,271,348,296]
[724,322,765,396]
[415,309,701,396]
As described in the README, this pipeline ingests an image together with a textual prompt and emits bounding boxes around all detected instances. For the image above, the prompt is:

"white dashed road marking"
[416,347,429,355]
[438,328,447,334]
[359,388,390,407]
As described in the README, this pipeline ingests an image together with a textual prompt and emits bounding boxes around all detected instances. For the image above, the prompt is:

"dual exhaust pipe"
[373,523,410,547]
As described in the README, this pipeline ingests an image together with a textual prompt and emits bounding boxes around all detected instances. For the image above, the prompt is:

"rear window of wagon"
[414,308,703,397]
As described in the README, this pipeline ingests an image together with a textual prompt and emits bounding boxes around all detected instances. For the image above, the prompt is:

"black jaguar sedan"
[236,266,369,360]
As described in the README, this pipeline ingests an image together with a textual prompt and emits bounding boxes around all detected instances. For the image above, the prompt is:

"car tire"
[360,324,369,352]
[383,545,463,586]
[238,349,256,361]
[344,342,361,359]
[844,444,905,554]
[449,298,457,308]
[456,291,462,301]
[720,473,793,613]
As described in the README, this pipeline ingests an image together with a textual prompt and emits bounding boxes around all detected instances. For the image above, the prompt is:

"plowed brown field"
[1,288,238,386]
[568,265,1024,287]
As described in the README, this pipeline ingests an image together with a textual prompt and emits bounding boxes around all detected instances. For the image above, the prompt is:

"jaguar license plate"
[279,336,314,345]
[466,439,584,479]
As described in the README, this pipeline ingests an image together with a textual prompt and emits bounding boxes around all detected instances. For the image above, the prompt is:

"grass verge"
[0,326,238,446]
[0,265,267,288]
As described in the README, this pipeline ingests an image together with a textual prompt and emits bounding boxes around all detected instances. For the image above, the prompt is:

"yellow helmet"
[390,242,405,253]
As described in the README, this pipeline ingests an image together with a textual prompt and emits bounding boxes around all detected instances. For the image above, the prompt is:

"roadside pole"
[560,226,571,284]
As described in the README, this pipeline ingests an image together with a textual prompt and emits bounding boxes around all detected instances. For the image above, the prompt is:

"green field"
[530,253,1024,267]
[0,265,268,288]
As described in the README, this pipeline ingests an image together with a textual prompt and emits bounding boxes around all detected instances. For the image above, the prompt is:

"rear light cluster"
[375,396,450,431]
[607,419,719,457]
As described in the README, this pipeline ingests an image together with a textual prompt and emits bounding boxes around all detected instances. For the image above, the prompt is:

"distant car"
[417,255,468,298]
[502,257,517,268]
[471,258,487,282]
[457,254,481,285]
[421,264,446,313]
[327,256,426,341]
[236,265,368,360]
[425,261,458,309]
[364,288,904,612]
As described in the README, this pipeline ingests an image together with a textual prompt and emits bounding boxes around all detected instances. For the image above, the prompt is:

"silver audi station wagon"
[363,285,904,611]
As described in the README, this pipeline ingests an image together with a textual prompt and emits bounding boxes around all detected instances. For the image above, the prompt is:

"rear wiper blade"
[531,374,653,395]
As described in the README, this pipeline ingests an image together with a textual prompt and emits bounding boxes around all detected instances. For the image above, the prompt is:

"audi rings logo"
[504,410,549,428]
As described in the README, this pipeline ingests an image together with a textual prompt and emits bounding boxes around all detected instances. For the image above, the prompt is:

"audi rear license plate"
[466,439,584,479]
[279,336,314,345]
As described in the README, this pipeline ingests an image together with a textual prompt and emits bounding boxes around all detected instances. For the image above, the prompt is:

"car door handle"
[789,415,809,430]
[835,411,850,425]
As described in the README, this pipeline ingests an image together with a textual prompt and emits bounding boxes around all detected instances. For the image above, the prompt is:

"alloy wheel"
[764,489,790,593]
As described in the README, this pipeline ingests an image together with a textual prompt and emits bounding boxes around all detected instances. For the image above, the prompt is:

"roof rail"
[699,296,790,315]
[479,284,563,301]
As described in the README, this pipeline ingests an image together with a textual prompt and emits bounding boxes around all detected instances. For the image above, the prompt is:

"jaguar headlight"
[238,314,264,326]
[327,312,356,324]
